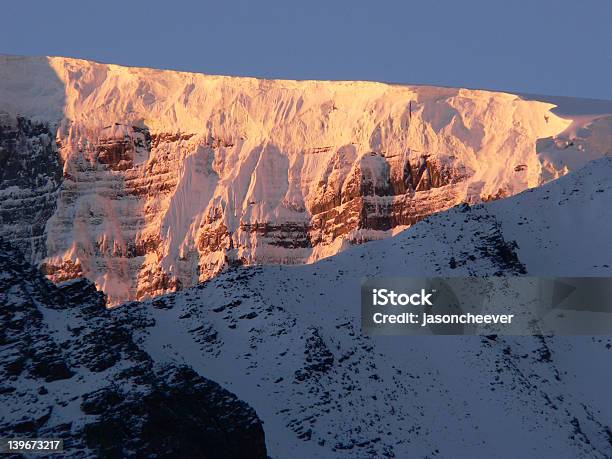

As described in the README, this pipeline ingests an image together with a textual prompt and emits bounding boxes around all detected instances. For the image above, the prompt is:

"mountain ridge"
[1,55,611,304]
[3,155,609,457]
[5,54,612,103]
[133,155,612,457]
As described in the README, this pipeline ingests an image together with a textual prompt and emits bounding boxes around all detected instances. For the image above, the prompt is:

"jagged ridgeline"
[1,55,611,304]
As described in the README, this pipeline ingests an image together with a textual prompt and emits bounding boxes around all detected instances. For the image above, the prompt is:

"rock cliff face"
[1,55,610,304]
[0,115,63,259]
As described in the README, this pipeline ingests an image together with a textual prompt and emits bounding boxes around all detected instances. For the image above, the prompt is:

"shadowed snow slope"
[127,157,612,458]
[1,55,611,304]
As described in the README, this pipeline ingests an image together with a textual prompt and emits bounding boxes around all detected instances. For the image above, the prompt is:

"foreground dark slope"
[1,157,611,458]
[0,242,267,458]
[132,157,612,458]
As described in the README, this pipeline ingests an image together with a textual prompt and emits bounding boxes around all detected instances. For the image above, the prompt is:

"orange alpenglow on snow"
[1,54,610,304]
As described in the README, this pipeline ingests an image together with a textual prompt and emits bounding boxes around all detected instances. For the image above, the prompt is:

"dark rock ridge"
[0,241,267,458]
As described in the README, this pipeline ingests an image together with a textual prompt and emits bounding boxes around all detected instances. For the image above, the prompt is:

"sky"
[1,0,611,100]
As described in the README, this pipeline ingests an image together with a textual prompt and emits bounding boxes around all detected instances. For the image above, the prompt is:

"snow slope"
[1,55,611,304]
[127,157,612,458]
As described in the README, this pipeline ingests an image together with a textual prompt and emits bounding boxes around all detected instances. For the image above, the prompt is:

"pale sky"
[1,0,611,99]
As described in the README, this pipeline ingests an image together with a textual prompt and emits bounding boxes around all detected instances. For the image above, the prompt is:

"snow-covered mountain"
[1,54,612,457]
[1,55,611,304]
[2,154,611,457]
[129,156,612,458]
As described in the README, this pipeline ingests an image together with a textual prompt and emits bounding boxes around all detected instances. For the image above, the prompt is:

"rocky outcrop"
[1,55,609,304]
[0,241,267,458]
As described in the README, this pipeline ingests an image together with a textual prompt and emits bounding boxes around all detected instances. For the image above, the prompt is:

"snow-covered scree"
[124,158,612,457]
[1,55,611,304]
